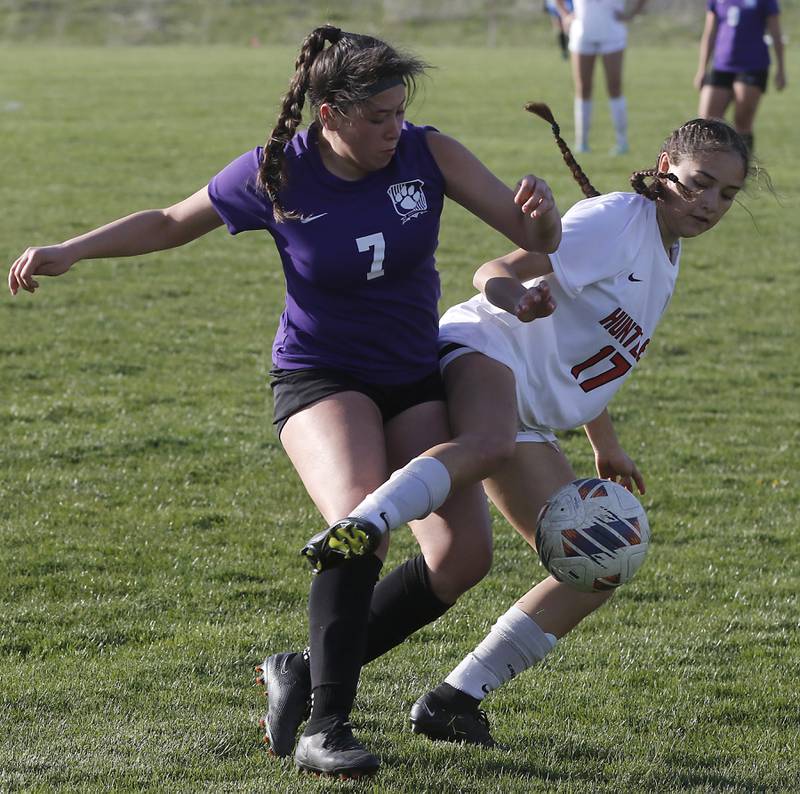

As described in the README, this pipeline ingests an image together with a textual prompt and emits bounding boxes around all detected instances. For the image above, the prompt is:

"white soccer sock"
[574,98,593,149]
[349,456,452,533]
[609,96,628,149]
[444,606,557,701]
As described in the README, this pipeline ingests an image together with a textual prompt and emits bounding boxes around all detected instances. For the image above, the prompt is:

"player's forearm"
[584,409,621,454]
[697,18,717,71]
[64,210,197,263]
[697,37,712,71]
[768,18,785,71]
[475,260,528,314]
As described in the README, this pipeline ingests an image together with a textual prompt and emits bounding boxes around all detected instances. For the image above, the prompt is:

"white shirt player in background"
[556,0,647,154]
[314,104,751,746]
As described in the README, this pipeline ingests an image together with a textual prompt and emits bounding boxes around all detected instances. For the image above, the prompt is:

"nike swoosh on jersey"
[300,213,328,224]
[628,273,643,282]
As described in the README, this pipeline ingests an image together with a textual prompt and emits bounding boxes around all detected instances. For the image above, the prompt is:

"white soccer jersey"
[572,0,626,41]
[439,192,680,432]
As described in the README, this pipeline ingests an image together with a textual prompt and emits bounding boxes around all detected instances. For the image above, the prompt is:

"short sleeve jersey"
[572,0,626,40]
[439,193,680,431]
[208,122,446,384]
[709,0,779,72]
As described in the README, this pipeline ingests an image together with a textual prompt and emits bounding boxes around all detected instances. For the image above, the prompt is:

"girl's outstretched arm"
[8,186,223,295]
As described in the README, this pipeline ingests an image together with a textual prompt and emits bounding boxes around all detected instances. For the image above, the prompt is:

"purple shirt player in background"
[8,25,562,778]
[695,0,786,153]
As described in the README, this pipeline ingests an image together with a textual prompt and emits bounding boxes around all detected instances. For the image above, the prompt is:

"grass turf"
[1,42,798,791]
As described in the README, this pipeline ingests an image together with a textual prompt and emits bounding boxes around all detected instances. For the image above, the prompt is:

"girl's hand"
[775,68,786,91]
[515,281,556,322]
[514,174,556,220]
[595,446,646,494]
[8,245,75,295]
[693,70,706,91]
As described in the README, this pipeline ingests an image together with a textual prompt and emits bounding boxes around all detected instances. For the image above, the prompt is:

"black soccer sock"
[558,31,568,58]
[363,554,452,664]
[306,554,382,730]
[741,132,754,153]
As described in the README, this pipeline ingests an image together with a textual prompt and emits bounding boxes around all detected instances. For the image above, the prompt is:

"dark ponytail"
[258,25,342,222]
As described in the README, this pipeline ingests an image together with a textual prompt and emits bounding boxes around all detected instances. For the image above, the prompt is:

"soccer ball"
[535,478,650,593]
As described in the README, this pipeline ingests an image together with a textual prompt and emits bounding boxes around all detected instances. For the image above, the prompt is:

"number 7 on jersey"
[357,233,386,281]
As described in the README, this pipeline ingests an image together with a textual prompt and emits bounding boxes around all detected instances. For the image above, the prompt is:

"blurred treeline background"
[2,0,797,47]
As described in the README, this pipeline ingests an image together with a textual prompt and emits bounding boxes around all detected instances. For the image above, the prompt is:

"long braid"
[258,25,343,222]
[525,102,600,199]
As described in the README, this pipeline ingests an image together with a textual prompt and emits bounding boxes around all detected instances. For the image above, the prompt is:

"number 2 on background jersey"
[357,232,386,281]
[571,345,632,392]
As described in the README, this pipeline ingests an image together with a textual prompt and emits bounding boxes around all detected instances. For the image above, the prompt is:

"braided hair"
[525,102,600,199]
[525,105,750,203]
[258,25,428,222]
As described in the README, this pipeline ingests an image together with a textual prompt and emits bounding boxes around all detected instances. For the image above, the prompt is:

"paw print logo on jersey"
[387,179,428,224]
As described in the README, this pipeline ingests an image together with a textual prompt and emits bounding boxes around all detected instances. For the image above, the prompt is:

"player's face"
[657,150,746,243]
[321,85,406,178]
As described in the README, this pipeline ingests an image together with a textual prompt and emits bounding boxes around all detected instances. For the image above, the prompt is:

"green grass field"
[1,40,799,792]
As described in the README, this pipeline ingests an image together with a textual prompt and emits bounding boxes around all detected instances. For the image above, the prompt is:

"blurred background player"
[694,0,786,153]
[556,0,647,154]
[544,0,573,60]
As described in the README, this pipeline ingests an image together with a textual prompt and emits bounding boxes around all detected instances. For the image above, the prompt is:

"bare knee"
[427,540,493,603]
[467,432,517,476]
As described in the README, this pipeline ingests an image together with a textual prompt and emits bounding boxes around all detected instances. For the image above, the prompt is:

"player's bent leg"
[282,391,392,572]
[273,393,390,761]
[410,439,585,745]
[390,355,513,601]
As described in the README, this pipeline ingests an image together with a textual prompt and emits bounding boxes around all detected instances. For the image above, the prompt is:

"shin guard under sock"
[307,554,382,725]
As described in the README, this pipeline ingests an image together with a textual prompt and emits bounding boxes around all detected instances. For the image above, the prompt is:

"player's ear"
[319,102,340,131]
[656,151,671,176]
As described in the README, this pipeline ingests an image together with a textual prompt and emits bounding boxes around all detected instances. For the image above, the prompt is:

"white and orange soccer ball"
[535,478,650,593]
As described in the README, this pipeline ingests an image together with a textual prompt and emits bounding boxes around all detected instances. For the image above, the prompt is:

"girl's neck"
[655,202,680,253]
[316,127,367,181]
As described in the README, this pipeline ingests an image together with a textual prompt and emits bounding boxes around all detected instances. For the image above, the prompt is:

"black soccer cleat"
[255,651,311,757]
[300,517,384,573]
[410,690,496,748]
[294,717,380,778]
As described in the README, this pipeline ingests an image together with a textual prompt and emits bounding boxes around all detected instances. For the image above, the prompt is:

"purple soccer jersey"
[208,122,446,384]
[708,0,780,73]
